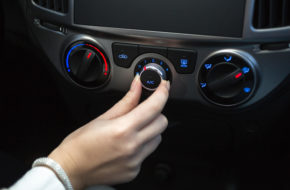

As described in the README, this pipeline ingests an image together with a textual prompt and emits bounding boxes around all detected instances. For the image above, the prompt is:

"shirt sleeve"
[9,167,66,190]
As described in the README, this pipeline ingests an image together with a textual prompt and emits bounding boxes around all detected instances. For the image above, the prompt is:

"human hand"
[48,76,170,190]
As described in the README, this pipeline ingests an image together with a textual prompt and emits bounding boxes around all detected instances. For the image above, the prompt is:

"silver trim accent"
[140,63,166,91]
[132,53,174,91]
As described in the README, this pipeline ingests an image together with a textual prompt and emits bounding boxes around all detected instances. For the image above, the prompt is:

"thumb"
[98,75,142,120]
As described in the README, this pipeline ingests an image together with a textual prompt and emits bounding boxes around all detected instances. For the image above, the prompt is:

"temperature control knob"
[198,50,258,107]
[140,63,167,91]
[65,42,110,88]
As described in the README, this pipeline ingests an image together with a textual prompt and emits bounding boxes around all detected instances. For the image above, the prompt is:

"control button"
[112,43,138,68]
[141,70,162,90]
[140,63,166,91]
[139,45,167,57]
[134,54,172,88]
[168,48,197,74]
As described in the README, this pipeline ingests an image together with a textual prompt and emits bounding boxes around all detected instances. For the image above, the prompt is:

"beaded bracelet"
[32,157,74,190]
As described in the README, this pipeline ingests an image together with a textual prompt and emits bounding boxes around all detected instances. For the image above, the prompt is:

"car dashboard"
[19,0,290,109]
[1,0,290,189]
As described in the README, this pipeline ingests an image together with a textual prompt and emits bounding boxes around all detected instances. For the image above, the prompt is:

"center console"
[22,0,290,109]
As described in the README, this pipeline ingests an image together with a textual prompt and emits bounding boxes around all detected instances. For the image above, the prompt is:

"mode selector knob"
[198,50,258,107]
[207,63,245,99]
[140,63,167,91]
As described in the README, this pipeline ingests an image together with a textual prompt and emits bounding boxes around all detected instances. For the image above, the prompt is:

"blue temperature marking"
[66,44,85,70]
[160,61,163,66]
[244,87,251,93]
[166,68,169,72]
[152,58,155,63]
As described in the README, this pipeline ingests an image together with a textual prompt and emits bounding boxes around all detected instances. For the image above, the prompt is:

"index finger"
[120,80,170,130]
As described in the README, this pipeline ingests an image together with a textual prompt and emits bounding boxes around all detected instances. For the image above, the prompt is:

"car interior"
[0,0,290,189]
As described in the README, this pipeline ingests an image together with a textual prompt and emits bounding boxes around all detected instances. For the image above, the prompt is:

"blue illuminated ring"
[65,44,85,72]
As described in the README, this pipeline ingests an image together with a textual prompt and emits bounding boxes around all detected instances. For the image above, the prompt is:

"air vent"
[33,0,68,13]
[253,0,290,29]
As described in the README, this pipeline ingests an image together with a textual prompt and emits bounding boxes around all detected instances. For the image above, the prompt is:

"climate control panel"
[62,39,264,108]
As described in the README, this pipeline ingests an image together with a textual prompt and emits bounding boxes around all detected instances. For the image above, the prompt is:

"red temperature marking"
[86,44,109,74]
[235,72,242,79]
[87,52,92,59]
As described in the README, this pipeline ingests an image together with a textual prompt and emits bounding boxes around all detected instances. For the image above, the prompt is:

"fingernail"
[162,80,170,91]
[130,74,140,91]
[166,81,170,91]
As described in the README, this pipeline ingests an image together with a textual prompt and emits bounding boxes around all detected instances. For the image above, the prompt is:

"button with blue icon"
[168,48,197,74]
[140,66,163,91]
[112,43,138,68]
[180,59,189,68]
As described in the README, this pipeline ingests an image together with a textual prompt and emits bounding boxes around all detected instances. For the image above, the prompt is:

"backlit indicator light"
[180,59,188,68]
[147,80,155,85]
[87,52,92,59]
[66,44,85,69]
[235,72,243,79]
[242,67,250,74]
[204,64,212,70]
[244,87,251,93]
[152,58,155,63]
[224,56,232,62]
[143,66,147,71]
[200,83,207,88]
[160,61,163,66]
[118,54,128,60]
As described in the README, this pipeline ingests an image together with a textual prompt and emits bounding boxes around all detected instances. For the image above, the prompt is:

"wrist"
[48,147,84,190]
